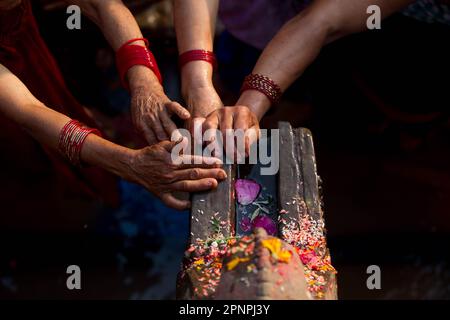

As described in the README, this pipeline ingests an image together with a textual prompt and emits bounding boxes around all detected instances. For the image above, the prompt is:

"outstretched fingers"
[169,178,218,193]
[177,155,223,168]
[174,167,227,181]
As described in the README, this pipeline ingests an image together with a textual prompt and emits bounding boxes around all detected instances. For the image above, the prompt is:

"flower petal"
[235,179,261,205]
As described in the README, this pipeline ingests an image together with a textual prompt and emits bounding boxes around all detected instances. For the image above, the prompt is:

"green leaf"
[251,207,261,221]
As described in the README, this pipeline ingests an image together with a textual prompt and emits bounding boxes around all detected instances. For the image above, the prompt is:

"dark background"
[0,0,449,299]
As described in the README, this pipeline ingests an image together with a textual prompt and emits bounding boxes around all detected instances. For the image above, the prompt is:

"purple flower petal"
[235,179,261,205]
[252,215,277,236]
[240,217,252,232]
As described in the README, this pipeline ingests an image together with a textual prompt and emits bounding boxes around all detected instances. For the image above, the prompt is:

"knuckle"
[149,114,159,122]
[151,147,165,160]
[190,169,200,180]
[160,150,171,161]
[141,146,153,156]
[143,113,154,123]
[203,121,212,129]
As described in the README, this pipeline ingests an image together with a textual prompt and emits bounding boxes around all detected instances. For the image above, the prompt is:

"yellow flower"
[226,257,250,270]
[277,250,292,263]
[261,238,292,263]
[194,258,204,265]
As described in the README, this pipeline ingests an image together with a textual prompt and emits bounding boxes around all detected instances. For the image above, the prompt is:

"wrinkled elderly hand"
[202,106,261,160]
[122,139,226,210]
[131,87,190,145]
[128,66,190,145]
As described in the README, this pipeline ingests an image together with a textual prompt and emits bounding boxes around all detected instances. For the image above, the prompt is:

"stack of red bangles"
[116,38,162,90]
[179,49,217,70]
[58,119,101,167]
[241,73,283,104]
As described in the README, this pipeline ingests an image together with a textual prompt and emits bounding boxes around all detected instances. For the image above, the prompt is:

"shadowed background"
[0,0,449,299]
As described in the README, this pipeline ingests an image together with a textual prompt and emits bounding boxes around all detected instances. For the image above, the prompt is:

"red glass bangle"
[58,119,102,167]
[116,38,162,90]
[120,38,149,48]
[179,49,217,70]
[240,73,283,104]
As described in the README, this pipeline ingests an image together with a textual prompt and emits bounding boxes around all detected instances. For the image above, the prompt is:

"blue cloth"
[96,180,189,240]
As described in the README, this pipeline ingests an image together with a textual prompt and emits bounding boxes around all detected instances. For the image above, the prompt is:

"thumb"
[159,136,188,153]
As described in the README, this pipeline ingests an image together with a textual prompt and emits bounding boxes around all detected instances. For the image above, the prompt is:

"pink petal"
[252,215,277,236]
[235,179,261,205]
[240,217,252,232]
[300,251,317,265]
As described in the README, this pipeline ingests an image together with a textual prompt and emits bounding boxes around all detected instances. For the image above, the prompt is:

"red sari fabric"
[0,0,119,229]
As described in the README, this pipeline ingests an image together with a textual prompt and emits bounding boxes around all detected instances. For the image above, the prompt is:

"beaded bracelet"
[58,119,102,167]
[241,73,283,104]
[179,49,218,71]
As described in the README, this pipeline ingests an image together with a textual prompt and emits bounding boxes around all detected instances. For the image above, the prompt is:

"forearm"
[238,0,414,120]
[174,0,219,93]
[24,104,132,179]
[0,65,132,179]
[65,0,161,91]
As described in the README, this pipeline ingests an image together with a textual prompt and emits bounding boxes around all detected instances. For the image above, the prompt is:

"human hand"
[202,106,260,161]
[122,139,226,210]
[183,84,223,133]
[128,66,190,144]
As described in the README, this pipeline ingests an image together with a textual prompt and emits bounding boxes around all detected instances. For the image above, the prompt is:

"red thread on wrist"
[179,50,217,70]
[116,38,162,90]
[241,73,282,104]
[58,120,102,167]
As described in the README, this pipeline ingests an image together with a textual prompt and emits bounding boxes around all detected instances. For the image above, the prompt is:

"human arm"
[237,0,415,120]
[64,0,190,144]
[0,64,226,209]
[204,0,414,150]
[173,0,223,124]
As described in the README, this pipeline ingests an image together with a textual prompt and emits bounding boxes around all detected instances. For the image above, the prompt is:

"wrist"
[181,61,214,96]
[237,90,271,121]
[182,84,223,118]
[127,65,164,94]
[81,135,136,180]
